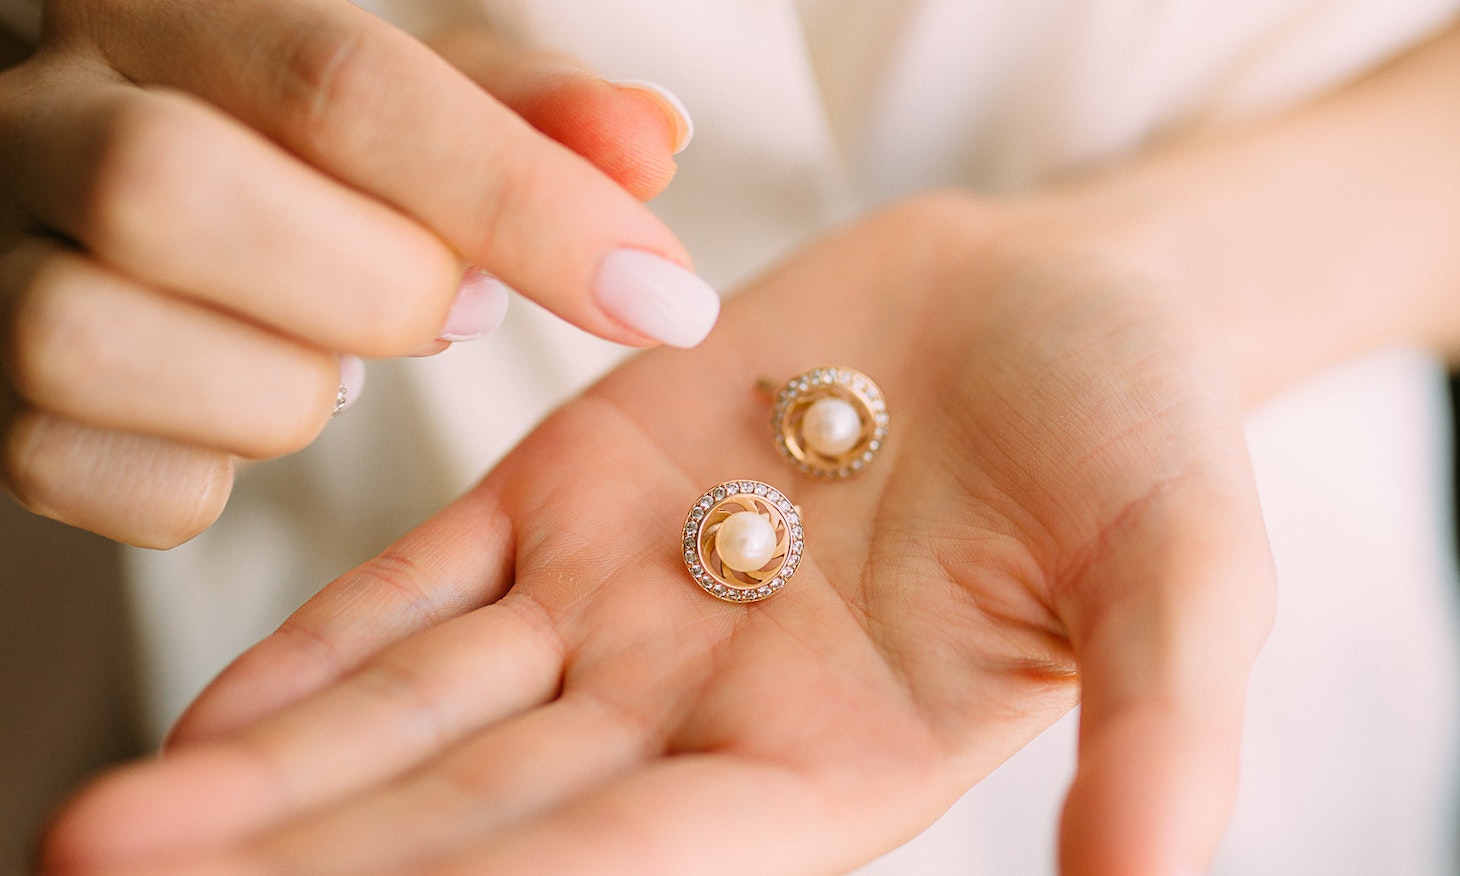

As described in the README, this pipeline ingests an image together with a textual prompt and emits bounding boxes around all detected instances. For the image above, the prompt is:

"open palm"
[47,197,1276,876]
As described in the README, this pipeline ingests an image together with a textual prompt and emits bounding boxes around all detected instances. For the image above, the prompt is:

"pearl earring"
[684,480,804,603]
[769,366,888,478]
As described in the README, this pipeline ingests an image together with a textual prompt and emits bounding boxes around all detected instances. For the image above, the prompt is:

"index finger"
[65,0,719,348]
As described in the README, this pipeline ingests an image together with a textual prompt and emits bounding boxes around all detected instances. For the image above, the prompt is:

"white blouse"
[3,0,1458,872]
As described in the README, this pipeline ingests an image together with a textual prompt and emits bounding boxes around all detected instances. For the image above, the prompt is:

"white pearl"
[801,397,862,456]
[716,511,777,573]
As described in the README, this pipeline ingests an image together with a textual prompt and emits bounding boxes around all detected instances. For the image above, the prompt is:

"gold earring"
[768,366,888,477]
[683,480,803,603]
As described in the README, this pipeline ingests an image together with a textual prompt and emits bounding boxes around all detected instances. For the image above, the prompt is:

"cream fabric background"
[0,0,1456,871]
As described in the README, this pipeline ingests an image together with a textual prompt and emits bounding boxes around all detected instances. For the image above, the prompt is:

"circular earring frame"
[771,366,888,478]
[683,480,803,603]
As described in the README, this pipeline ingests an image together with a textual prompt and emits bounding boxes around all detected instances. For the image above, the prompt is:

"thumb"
[1059,467,1275,875]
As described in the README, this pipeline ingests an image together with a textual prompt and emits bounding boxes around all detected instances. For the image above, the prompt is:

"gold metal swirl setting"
[683,480,803,603]
[771,366,888,477]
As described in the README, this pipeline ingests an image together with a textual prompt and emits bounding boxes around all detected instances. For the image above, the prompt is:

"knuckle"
[236,352,336,460]
[5,258,109,413]
[80,95,206,267]
[271,17,389,159]
[348,549,442,625]
[351,660,452,747]
[344,245,460,356]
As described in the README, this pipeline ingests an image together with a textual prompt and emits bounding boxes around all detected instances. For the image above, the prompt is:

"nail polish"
[610,79,695,154]
[593,248,720,348]
[440,268,511,342]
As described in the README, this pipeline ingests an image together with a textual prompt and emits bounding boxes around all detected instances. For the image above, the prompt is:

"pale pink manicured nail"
[334,355,366,416]
[593,248,720,348]
[610,79,695,154]
[439,268,511,342]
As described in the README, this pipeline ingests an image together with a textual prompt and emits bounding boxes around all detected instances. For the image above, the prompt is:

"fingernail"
[610,79,695,154]
[440,268,511,342]
[593,248,720,348]
[334,355,366,416]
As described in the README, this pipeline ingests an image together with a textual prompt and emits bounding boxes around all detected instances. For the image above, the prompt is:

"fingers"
[1,409,233,548]
[2,240,339,456]
[245,693,656,875]
[168,481,517,745]
[414,756,868,876]
[429,26,690,202]
[2,75,462,356]
[68,0,719,348]
[45,595,561,872]
[1058,471,1275,875]
[0,235,344,545]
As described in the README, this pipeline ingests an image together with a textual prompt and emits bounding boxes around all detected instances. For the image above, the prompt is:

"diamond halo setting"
[683,480,803,603]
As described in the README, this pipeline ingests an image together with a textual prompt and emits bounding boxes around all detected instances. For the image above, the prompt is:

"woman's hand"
[43,195,1275,875]
[0,1,711,547]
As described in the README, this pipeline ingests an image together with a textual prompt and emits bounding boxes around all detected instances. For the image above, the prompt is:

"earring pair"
[683,366,888,604]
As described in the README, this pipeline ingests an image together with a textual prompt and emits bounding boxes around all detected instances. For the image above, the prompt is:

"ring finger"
[2,238,341,459]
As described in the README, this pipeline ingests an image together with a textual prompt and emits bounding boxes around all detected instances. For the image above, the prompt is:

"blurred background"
[0,496,144,875]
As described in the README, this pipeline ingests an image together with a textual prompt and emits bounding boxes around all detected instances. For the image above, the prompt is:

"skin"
[0,0,691,548]
[43,198,1276,876]
[33,11,1460,876]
